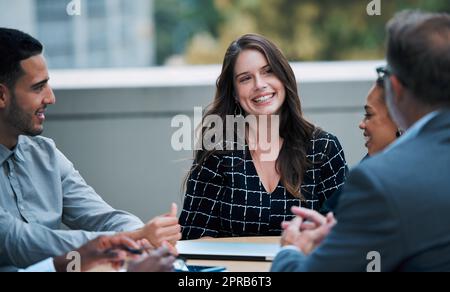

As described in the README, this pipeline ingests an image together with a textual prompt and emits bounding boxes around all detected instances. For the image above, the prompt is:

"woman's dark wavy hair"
[186,34,316,199]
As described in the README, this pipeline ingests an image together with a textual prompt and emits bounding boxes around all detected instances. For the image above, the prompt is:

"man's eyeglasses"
[376,65,408,87]
[376,66,391,81]
[375,66,391,88]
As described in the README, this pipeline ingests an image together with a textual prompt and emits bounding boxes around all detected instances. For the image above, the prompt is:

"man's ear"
[389,75,405,106]
[0,84,9,109]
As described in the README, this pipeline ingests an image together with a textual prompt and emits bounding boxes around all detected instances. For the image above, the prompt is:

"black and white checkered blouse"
[180,130,348,240]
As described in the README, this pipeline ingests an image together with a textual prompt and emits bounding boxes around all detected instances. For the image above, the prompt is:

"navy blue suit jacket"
[272,110,450,272]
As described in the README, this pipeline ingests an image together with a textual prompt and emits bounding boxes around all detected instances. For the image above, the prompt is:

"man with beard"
[0,28,181,271]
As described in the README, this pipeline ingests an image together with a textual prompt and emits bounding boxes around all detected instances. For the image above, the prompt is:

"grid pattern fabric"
[180,130,348,240]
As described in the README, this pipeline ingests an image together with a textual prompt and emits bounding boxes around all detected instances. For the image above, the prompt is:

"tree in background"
[154,0,222,65]
[155,0,450,65]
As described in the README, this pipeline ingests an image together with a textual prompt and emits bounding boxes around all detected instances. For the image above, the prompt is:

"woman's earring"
[396,129,404,138]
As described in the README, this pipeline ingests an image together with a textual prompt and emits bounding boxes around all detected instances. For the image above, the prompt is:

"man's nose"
[44,87,56,105]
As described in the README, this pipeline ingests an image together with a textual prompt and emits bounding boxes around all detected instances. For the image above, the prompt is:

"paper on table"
[176,241,280,262]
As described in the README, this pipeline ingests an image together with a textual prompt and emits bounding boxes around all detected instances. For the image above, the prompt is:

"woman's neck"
[247,115,282,161]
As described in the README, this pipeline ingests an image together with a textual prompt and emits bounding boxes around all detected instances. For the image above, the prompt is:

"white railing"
[50,60,385,90]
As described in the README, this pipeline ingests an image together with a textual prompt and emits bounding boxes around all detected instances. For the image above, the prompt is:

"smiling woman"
[179,34,349,240]
[359,76,400,156]
[234,49,286,117]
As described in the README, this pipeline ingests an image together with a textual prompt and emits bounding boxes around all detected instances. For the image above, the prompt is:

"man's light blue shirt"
[383,111,440,153]
[0,135,144,271]
[19,258,56,273]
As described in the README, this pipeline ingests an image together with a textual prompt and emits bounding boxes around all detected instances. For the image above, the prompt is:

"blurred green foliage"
[154,0,449,65]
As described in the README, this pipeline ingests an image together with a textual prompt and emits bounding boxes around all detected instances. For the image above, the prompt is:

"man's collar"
[0,143,14,165]
[0,136,26,165]
[15,136,26,162]
[383,110,441,154]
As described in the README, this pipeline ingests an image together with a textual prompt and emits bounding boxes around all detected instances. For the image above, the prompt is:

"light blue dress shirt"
[19,258,56,273]
[0,135,144,271]
[383,111,440,153]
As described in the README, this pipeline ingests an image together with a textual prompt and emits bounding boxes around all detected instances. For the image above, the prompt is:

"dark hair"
[376,77,385,89]
[187,34,315,198]
[0,28,43,89]
[386,10,450,106]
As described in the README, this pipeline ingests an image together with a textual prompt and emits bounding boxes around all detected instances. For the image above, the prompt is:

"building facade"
[0,0,155,68]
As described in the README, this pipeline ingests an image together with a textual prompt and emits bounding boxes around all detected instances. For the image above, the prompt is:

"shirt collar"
[0,143,14,165]
[0,136,26,165]
[383,110,440,154]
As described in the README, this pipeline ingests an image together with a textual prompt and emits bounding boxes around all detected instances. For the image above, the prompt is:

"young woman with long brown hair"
[179,34,348,240]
